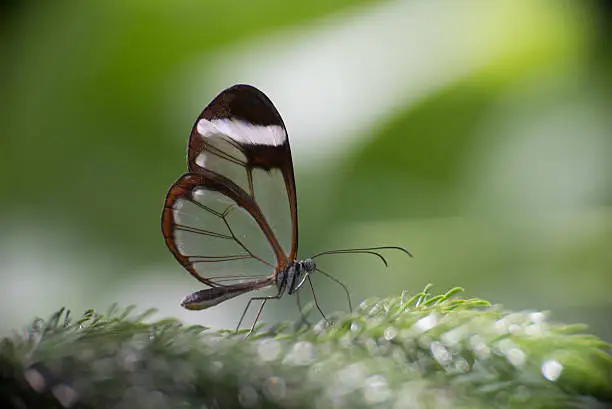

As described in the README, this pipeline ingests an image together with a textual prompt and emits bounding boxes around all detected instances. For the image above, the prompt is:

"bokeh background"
[1,1,611,340]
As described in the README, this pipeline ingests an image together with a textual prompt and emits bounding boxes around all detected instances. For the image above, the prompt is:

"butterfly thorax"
[276,258,316,295]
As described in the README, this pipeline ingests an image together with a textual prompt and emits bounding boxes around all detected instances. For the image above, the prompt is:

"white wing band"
[198,118,286,147]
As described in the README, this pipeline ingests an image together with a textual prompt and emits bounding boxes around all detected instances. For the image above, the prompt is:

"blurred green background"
[1,1,610,340]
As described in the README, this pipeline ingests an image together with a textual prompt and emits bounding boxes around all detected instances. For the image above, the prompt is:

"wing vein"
[189,254,251,262]
[221,214,275,268]
[204,143,247,167]
[175,224,232,239]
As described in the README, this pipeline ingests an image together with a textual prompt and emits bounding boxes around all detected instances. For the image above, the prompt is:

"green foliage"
[1,287,610,408]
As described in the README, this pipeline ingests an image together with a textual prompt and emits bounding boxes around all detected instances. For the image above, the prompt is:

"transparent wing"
[162,85,300,287]
[162,171,287,286]
[187,84,298,260]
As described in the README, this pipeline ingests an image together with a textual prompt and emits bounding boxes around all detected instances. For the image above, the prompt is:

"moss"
[1,286,610,409]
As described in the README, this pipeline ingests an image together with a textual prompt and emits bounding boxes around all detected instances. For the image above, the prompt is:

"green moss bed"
[1,286,610,409]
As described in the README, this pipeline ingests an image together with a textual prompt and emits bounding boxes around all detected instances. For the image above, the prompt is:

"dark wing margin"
[187,84,299,261]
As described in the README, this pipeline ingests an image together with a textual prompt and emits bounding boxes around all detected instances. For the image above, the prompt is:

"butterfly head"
[277,258,316,295]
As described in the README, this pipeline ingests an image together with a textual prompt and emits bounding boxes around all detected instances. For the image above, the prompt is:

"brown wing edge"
[187,84,300,261]
[162,173,218,287]
[161,170,289,286]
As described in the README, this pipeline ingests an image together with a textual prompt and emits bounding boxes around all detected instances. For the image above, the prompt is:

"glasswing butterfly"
[161,84,411,333]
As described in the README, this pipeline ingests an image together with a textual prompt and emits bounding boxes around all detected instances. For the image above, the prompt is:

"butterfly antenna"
[316,268,353,312]
[337,246,413,257]
[311,250,389,267]
[311,246,413,258]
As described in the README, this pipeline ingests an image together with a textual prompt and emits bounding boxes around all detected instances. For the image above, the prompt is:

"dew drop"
[24,369,45,392]
[541,359,563,381]
[52,384,78,408]
[363,375,390,404]
[284,341,316,366]
[430,342,452,366]
[238,385,259,408]
[257,339,281,362]
[263,376,287,401]
[384,326,397,341]
[413,314,437,333]
[506,347,526,367]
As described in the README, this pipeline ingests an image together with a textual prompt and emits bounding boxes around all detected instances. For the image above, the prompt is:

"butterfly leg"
[236,292,282,334]
[295,290,312,327]
[306,275,331,326]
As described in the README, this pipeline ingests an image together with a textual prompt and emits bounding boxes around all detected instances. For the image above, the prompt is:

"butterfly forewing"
[162,84,298,288]
[189,85,298,259]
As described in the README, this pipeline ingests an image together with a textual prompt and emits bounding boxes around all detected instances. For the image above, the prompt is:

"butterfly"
[161,84,411,332]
